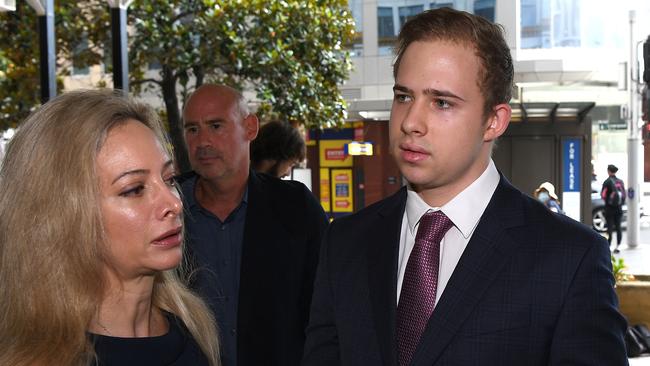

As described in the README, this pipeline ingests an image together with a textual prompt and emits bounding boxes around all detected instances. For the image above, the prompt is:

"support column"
[627,10,640,248]
[27,0,56,103]
[110,5,128,93]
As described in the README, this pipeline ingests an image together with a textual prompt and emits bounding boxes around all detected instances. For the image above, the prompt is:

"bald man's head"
[182,84,258,183]
[184,84,249,121]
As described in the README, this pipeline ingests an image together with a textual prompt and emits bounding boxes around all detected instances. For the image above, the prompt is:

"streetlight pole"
[107,0,132,94]
[26,0,55,103]
[627,10,641,248]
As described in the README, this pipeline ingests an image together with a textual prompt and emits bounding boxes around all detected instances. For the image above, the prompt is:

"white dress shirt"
[396,160,500,304]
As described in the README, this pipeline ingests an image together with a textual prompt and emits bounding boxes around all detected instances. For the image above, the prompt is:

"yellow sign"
[331,169,353,213]
[346,141,374,156]
[319,168,331,212]
[319,140,353,167]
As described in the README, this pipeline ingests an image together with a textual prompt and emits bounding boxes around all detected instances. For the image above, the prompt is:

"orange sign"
[319,140,353,167]
[330,168,353,213]
[319,168,330,212]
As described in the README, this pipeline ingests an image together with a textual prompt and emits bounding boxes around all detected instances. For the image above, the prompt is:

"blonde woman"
[0,90,220,366]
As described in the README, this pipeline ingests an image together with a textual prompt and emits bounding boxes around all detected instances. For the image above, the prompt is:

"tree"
[128,0,354,172]
[0,1,106,130]
[0,1,354,172]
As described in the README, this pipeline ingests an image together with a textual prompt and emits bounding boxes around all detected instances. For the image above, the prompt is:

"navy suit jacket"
[302,177,628,366]
[183,171,329,366]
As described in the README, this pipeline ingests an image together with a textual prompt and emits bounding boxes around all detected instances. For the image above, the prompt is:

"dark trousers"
[605,207,623,246]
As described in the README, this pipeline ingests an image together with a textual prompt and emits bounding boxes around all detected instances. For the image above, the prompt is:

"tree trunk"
[193,65,204,88]
[161,65,191,173]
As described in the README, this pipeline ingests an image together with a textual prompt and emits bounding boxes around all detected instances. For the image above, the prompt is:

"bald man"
[179,85,328,366]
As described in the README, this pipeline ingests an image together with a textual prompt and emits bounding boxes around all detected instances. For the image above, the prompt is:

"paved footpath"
[608,223,650,276]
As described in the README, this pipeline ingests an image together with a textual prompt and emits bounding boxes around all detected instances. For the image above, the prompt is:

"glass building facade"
[364,0,496,54]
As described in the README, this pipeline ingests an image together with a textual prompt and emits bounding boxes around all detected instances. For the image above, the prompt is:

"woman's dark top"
[90,313,210,366]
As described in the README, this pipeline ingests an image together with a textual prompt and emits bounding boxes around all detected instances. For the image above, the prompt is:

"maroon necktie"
[397,210,454,366]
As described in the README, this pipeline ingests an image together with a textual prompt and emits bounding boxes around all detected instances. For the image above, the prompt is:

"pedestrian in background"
[534,181,564,214]
[251,120,306,179]
[0,90,219,366]
[180,84,328,366]
[601,164,626,253]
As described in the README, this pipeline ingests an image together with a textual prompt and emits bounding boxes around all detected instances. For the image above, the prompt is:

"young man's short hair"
[393,7,514,118]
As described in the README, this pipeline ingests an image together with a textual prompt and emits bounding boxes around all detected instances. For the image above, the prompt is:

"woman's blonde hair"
[0,89,219,366]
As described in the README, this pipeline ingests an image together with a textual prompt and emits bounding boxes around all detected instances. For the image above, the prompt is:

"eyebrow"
[393,83,466,102]
[111,160,174,185]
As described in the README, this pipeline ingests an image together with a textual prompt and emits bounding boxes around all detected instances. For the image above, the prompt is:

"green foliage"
[209,0,355,128]
[0,2,44,129]
[0,1,107,130]
[0,1,354,169]
[127,0,354,125]
[612,255,635,283]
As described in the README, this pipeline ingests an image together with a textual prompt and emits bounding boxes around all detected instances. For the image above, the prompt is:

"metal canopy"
[510,102,596,124]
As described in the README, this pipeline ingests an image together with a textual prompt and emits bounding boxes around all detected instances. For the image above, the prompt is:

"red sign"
[354,127,364,141]
[325,148,346,160]
[335,200,350,208]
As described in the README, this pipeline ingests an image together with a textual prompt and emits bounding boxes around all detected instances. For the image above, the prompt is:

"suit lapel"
[367,188,407,366]
[241,172,269,264]
[411,178,526,366]
[239,172,275,319]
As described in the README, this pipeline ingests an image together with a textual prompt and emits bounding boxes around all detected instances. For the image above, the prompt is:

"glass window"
[398,5,424,29]
[520,0,581,49]
[473,0,495,21]
[148,60,162,70]
[378,6,396,55]
[72,38,90,76]
[348,0,364,56]
[430,2,454,10]
[377,6,395,39]
[377,0,496,53]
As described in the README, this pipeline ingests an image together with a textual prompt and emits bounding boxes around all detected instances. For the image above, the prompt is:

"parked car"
[591,192,618,233]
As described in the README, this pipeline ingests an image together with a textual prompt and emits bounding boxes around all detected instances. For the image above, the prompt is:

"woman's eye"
[120,185,145,197]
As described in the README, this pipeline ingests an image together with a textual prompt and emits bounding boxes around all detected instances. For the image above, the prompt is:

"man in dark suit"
[181,84,328,366]
[302,8,627,366]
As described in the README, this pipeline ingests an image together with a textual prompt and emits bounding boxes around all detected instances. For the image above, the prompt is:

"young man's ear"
[244,114,259,141]
[483,103,511,142]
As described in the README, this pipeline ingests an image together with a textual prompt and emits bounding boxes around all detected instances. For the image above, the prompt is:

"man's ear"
[483,103,511,142]
[244,114,259,141]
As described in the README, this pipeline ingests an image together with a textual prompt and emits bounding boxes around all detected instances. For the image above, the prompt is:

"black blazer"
[183,171,328,366]
[302,176,628,366]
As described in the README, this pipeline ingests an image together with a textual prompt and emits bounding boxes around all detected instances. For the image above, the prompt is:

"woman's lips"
[152,227,182,247]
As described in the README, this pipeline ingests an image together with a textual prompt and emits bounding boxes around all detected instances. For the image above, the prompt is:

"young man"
[302,8,627,366]
[180,84,328,366]
[601,164,626,253]
[251,120,306,179]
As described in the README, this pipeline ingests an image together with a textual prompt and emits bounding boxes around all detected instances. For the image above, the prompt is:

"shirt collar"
[181,174,249,210]
[406,160,500,238]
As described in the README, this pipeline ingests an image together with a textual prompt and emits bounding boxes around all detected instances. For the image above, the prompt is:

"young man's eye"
[434,99,452,109]
[394,94,412,103]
